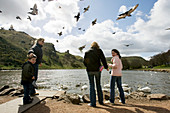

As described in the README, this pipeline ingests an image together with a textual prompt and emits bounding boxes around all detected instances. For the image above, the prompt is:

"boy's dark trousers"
[23,83,32,103]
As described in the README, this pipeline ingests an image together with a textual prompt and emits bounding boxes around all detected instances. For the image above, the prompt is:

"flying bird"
[59,6,61,8]
[78,28,81,30]
[83,5,90,13]
[56,40,59,42]
[28,4,38,15]
[27,16,31,21]
[16,16,21,20]
[92,19,97,26]
[124,44,133,47]
[0,10,2,13]
[74,12,80,22]
[79,45,86,52]
[116,4,139,20]
[83,29,85,31]
[165,28,170,30]
[58,32,62,36]
[63,27,65,29]
[112,32,116,34]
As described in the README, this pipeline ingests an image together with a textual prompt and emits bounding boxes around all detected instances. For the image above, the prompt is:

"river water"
[0,69,170,95]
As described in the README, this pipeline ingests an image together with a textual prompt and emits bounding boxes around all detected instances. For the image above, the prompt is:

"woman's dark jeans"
[87,71,103,107]
[110,76,125,104]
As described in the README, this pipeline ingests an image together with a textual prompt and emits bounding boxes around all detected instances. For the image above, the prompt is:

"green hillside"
[107,56,148,69]
[0,29,84,69]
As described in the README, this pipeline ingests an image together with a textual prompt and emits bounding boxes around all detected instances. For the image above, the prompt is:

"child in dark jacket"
[21,53,37,105]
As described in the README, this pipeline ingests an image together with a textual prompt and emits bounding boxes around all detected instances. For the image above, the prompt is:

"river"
[0,69,170,95]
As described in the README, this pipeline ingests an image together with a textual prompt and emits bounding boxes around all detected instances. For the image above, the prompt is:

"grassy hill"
[0,29,84,69]
[107,56,148,69]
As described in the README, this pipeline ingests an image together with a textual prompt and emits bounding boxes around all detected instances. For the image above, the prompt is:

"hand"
[32,76,35,79]
[39,63,42,67]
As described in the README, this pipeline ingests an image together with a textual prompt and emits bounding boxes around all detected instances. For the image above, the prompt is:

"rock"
[124,92,130,99]
[60,85,68,90]
[0,85,9,92]
[82,94,90,103]
[0,88,15,96]
[122,84,129,87]
[129,92,146,99]
[9,88,24,96]
[68,94,81,104]
[58,93,81,104]
[137,87,151,93]
[75,84,81,87]
[147,94,168,100]
[123,87,132,93]
[104,84,110,88]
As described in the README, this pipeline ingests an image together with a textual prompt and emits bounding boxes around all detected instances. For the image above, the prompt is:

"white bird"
[81,85,88,90]
[28,4,38,15]
[137,86,151,93]
[116,4,139,20]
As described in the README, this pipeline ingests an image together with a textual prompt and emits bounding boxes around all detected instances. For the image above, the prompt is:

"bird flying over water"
[116,4,139,20]
[58,32,62,36]
[92,19,97,26]
[16,16,21,20]
[83,5,90,13]
[28,4,38,15]
[79,45,86,52]
[74,12,80,22]
[124,44,133,47]
[27,16,31,21]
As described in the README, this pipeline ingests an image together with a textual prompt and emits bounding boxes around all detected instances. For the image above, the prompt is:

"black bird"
[92,19,97,26]
[78,28,81,30]
[27,16,31,21]
[16,16,21,20]
[63,27,65,29]
[58,32,62,36]
[112,32,116,34]
[28,4,38,15]
[59,6,61,8]
[83,5,90,13]
[83,29,85,31]
[116,4,139,20]
[74,12,80,22]
[56,40,59,42]
[79,45,86,52]
[0,10,2,13]
[165,28,170,30]
[124,44,133,47]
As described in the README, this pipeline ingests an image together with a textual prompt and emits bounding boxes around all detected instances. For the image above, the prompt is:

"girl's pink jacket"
[108,55,123,76]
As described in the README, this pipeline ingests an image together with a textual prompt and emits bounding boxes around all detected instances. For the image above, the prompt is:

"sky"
[0,0,170,60]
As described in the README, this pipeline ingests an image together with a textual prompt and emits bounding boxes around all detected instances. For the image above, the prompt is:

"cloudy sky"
[0,0,170,60]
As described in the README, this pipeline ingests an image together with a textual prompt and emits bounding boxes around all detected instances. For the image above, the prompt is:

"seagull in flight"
[58,32,62,36]
[116,4,139,20]
[124,44,133,47]
[27,16,31,21]
[92,19,97,26]
[79,45,86,52]
[74,12,80,22]
[28,4,38,15]
[16,16,21,20]
[83,5,90,13]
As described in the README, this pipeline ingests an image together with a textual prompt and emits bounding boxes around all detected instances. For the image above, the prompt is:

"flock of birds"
[0,1,170,53]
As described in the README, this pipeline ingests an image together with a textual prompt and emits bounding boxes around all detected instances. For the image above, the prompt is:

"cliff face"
[0,29,84,69]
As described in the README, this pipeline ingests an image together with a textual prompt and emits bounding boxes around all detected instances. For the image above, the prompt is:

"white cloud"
[118,5,127,14]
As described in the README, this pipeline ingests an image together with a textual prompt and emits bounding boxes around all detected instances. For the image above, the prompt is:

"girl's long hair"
[112,49,121,59]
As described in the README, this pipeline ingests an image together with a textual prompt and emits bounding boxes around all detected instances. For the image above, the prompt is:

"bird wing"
[33,4,37,10]
[116,14,126,20]
[87,5,90,9]
[128,4,139,14]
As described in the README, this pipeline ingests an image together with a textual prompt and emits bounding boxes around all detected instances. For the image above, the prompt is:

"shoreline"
[138,69,170,73]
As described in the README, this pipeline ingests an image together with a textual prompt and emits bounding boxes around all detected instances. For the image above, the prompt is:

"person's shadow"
[18,96,50,113]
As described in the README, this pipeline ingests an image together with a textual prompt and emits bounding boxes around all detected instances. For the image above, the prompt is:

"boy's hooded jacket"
[21,61,35,85]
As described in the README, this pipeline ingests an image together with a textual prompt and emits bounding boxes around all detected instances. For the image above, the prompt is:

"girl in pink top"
[108,49,125,104]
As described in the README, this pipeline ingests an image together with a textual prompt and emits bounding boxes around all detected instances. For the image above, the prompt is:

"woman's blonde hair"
[34,38,45,45]
[91,42,100,49]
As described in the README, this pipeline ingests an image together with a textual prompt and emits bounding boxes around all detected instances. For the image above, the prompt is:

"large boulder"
[57,93,81,104]
[0,88,15,96]
[129,92,146,99]
[147,94,168,100]
[0,85,9,92]
[82,94,90,103]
